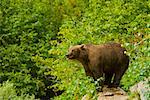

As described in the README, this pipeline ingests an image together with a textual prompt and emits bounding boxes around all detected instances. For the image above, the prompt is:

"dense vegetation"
[0,0,149,99]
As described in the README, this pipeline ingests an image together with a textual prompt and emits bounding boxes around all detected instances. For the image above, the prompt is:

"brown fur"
[66,43,129,88]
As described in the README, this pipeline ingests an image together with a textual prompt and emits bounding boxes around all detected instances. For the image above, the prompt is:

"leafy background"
[0,0,150,100]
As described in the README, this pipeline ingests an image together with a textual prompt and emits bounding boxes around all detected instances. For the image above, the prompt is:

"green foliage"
[0,0,150,99]
[0,0,63,99]
[128,92,140,100]
[49,0,150,99]
[0,81,35,100]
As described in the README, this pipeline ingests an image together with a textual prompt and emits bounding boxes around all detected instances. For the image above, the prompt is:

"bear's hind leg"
[104,73,113,86]
[112,64,129,88]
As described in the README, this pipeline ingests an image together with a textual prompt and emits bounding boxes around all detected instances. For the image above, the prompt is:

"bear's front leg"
[95,77,104,92]
[91,66,104,92]
[82,63,94,77]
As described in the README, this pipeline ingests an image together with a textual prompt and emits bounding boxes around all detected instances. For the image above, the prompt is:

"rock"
[130,78,150,100]
[98,86,128,100]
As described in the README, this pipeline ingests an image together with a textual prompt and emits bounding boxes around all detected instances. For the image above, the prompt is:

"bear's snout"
[66,54,69,57]
[66,53,75,59]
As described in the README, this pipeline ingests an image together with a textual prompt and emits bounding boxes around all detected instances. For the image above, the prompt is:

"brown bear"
[66,43,129,91]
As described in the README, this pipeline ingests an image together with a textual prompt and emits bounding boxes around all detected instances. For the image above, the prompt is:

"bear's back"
[86,43,128,66]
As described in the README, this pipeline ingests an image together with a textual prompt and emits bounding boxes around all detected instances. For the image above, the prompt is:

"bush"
[0,81,35,100]
[0,0,63,99]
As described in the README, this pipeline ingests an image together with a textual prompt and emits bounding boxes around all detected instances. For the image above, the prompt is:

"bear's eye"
[72,50,74,52]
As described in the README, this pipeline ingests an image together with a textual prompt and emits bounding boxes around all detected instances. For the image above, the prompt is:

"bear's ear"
[81,44,86,50]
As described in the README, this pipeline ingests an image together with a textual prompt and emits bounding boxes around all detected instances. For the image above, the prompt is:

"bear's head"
[66,44,87,60]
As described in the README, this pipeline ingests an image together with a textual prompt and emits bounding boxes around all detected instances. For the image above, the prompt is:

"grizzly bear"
[66,43,129,91]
